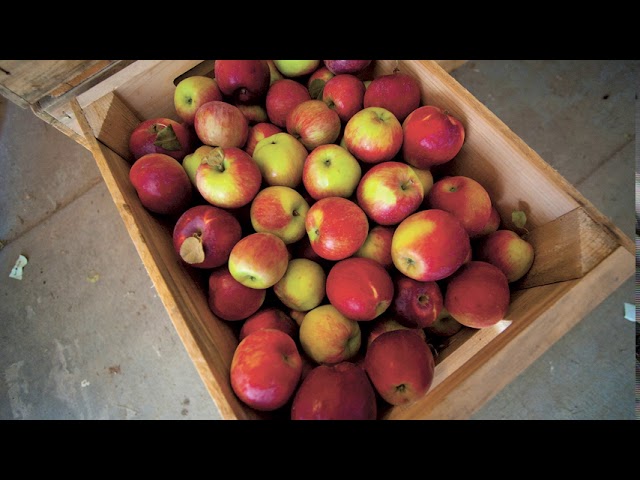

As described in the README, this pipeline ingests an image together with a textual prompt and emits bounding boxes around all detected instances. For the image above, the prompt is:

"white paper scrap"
[623,303,635,322]
[9,255,28,280]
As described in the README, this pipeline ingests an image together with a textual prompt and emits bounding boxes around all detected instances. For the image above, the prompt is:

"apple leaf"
[180,236,205,264]
[154,124,183,151]
[512,210,528,229]
[308,79,326,100]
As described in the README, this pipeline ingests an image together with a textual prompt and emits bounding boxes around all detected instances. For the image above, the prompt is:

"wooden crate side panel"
[70,97,259,420]
[383,245,634,419]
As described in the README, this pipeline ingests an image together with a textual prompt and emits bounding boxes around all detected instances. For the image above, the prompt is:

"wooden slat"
[383,245,635,419]
[434,60,468,73]
[70,97,260,420]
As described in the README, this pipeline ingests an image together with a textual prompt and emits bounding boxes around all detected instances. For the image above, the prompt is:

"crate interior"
[74,60,629,420]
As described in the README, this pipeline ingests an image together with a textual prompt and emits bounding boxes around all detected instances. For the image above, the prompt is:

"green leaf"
[308,79,326,100]
[154,124,182,151]
[512,210,527,229]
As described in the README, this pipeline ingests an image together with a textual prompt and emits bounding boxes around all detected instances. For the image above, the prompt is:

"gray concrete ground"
[0,60,637,420]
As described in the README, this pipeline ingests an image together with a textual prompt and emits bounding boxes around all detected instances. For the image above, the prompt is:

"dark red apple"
[291,362,377,420]
[324,60,372,75]
[390,274,444,328]
[207,266,266,321]
[129,153,193,216]
[265,78,312,128]
[214,60,270,104]
[129,117,193,162]
[363,71,422,123]
[322,74,366,123]
[239,308,298,342]
[172,204,242,269]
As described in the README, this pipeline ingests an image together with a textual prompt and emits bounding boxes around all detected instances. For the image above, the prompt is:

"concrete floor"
[0,60,637,420]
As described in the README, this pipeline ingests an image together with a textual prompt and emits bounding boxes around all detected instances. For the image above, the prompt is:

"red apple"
[364,329,435,406]
[195,146,262,209]
[356,161,424,225]
[174,75,223,125]
[391,209,471,282]
[228,232,289,289]
[213,60,270,104]
[286,99,341,150]
[305,196,369,261]
[302,144,362,200]
[207,266,266,321]
[354,225,395,269]
[235,103,268,125]
[244,122,282,157]
[230,328,302,411]
[367,315,427,347]
[129,117,193,162]
[363,71,421,123]
[322,74,366,123]
[250,185,310,244]
[402,105,465,169]
[444,261,511,329]
[129,153,192,216]
[193,100,249,149]
[343,107,403,164]
[323,60,372,75]
[326,257,394,322]
[265,78,312,128]
[428,175,493,238]
[239,308,298,342]
[172,204,242,269]
[474,229,535,282]
[291,362,377,420]
[390,274,443,328]
[477,206,502,237]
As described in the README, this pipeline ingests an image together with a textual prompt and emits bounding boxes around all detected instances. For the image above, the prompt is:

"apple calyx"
[180,235,205,264]
[203,148,226,172]
[153,124,182,151]
[417,294,430,306]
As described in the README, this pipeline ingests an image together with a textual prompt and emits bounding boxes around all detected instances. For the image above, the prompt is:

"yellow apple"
[273,258,326,312]
[252,132,307,188]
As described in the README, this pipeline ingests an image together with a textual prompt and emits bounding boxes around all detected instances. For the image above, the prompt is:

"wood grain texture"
[71,97,261,420]
[434,60,468,73]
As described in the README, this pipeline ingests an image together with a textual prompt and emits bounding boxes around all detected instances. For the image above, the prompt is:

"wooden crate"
[67,60,634,420]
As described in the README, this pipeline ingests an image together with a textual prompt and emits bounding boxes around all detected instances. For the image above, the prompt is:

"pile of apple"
[126,60,535,420]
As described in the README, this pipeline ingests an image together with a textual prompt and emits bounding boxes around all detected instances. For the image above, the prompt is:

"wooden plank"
[70,97,259,420]
[383,245,635,419]
[517,207,619,288]
[435,60,468,73]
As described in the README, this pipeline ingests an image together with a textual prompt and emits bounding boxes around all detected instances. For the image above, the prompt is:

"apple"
[390,274,443,328]
[250,186,310,244]
[410,166,434,198]
[244,122,282,157]
[474,229,535,282]
[182,145,215,186]
[172,204,242,269]
[424,308,464,338]
[363,71,421,123]
[129,117,193,162]
[444,261,511,329]
[354,225,395,269]
[364,329,435,406]
[356,161,424,226]
[286,99,341,150]
[174,75,223,125]
[195,146,262,209]
[230,328,302,411]
[228,232,289,289]
[266,60,284,85]
[307,66,335,99]
[129,153,193,216]
[367,315,426,347]
[193,100,249,149]
[343,107,403,164]
[298,304,361,364]
[477,206,502,237]
[238,308,298,342]
[207,266,266,321]
[302,144,362,200]
[326,256,394,322]
[265,78,312,128]
[323,60,372,75]
[428,175,493,238]
[235,103,268,125]
[391,209,471,282]
[273,258,327,312]
[291,361,377,420]
[322,74,366,123]
[252,132,307,188]
[272,60,321,78]
[305,196,369,261]
[289,309,307,327]
[213,60,270,104]
[402,105,465,169]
